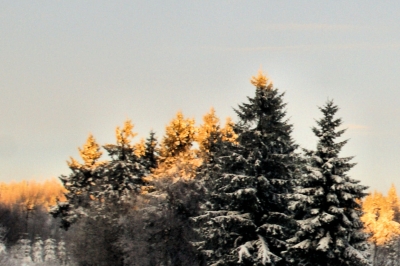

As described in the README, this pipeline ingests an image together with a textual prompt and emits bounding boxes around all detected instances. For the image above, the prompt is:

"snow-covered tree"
[32,236,43,263]
[57,239,67,265]
[285,100,370,266]
[20,238,32,263]
[50,134,104,229]
[44,238,57,263]
[98,119,147,203]
[192,70,299,265]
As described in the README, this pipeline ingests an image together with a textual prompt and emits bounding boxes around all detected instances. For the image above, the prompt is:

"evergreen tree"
[43,238,57,263]
[98,120,147,203]
[32,236,43,263]
[196,107,221,158]
[50,134,104,229]
[220,116,238,143]
[57,239,67,265]
[387,184,400,222]
[285,100,370,266]
[18,238,32,263]
[151,111,200,180]
[193,70,299,265]
[143,130,159,172]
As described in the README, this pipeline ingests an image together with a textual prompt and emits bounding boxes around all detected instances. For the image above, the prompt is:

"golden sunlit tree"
[134,138,146,158]
[362,191,400,246]
[387,184,400,222]
[151,111,199,181]
[220,116,238,143]
[361,190,400,265]
[196,107,220,156]
[68,134,103,169]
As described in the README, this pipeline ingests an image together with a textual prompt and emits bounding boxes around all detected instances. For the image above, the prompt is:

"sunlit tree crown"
[159,111,196,159]
[196,107,220,153]
[116,119,137,146]
[250,69,273,89]
[220,116,238,143]
[134,138,146,157]
[68,134,103,168]
[361,191,400,245]
[387,184,400,208]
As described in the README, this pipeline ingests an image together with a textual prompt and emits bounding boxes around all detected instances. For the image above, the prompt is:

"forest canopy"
[0,70,397,266]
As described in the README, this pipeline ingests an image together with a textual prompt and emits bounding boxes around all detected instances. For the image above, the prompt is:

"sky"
[1,1,400,193]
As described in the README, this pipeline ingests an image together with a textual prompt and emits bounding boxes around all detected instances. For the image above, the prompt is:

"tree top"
[250,69,273,89]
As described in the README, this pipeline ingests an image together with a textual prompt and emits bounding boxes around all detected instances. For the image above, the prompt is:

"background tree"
[285,100,370,266]
[361,190,400,265]
[118,179,205,266]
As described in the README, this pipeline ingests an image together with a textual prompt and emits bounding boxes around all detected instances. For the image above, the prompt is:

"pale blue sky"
[1,1,400,193]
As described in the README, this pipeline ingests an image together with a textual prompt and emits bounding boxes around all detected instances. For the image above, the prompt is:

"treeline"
[0,70,393,265]
[0,179,67,265]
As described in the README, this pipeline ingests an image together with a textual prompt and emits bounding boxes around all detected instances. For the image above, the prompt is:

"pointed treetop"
[196,107,220,153]
[221,117,238,143]
[68,134,102,168]
[116,119,137,145]
[250,69,273,89]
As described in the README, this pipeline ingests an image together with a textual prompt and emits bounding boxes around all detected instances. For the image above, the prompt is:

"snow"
[316,232,332,252]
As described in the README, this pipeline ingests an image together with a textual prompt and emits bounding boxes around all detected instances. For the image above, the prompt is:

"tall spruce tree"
[285,100,370,266]
[192,70,299,265]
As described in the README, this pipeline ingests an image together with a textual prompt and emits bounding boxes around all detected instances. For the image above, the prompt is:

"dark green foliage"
[193,83,300,265]
[285,100,370,266]
[142,130,159,172]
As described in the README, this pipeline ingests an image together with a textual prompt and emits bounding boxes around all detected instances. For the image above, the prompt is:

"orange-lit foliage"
[0,178,66,210]
[68,134,103,169]
[361,189,400,245]
[250,69,273,89]
[196,107,220,155]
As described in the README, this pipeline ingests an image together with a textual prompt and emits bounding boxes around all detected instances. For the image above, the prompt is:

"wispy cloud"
[202,42,400,53]
[345,124,369,130]
[260,23,359,31]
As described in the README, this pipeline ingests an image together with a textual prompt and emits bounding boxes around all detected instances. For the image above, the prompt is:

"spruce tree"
[285,100,370,266]
[43,238,57,263]
[50,134,104,229]
[192,70,299,265]
[151,111,199,180]
[99,120,147,203]
[387,184,400,222]
[143,130,159,172]
[32,236,43,263]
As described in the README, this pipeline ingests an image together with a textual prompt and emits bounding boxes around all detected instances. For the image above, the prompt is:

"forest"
[0,71,399,266]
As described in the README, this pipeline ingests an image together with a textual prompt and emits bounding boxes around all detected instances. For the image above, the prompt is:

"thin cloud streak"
[259,23,360,31]
[202,42,400,52]
[345,124,369,130]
